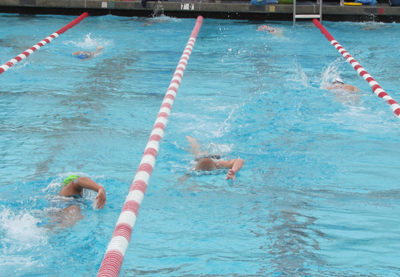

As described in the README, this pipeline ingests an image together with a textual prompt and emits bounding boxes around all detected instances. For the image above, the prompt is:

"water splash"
[0,208,46,243]
[203,143,232,155]
[287,59,313,89]
[319,57,345,89]
[152,0,164,18]
[213,105,238,138]
[0,208,47,274]
[64,33,113,49]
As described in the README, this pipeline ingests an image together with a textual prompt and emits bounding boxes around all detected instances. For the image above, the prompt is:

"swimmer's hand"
[95,187,106,209]
[226,169,236,181]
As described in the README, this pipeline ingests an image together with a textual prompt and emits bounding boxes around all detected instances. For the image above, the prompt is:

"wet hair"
[195,158,217,171]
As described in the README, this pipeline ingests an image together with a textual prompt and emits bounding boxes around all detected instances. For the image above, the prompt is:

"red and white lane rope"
[312,19,400,117]
[97,15,204,277]
[0,12,89,75]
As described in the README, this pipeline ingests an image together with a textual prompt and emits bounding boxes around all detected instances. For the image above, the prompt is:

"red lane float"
[0,12,89,75]
[312,19,400,117]
[97,15,204,277]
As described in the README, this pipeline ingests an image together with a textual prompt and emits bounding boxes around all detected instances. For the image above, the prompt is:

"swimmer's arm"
[218,159,245,181]
[74,177,106,209]
[217,159,243,169]
[178,174,191,183]
[72,51,91,55]
[186,136,205,155]
[94,46,103,54]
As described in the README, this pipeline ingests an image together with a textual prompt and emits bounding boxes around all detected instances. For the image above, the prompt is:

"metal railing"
[293,0,322,25]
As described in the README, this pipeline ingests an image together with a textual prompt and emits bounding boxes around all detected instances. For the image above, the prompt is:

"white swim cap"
[332,77,344,84]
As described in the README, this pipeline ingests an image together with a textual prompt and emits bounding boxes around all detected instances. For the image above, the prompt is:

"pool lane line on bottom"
[312,19,400,117]
[0,12,89,75]
[96,15,204,277]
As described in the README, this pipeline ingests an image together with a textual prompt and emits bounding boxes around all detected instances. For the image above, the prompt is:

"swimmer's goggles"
[194,154,222,162]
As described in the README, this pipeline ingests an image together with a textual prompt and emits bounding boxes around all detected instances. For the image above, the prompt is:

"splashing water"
[152,0,165,18]
[63,33,113,50]
[320,57,346,88]
[0,208,46,243]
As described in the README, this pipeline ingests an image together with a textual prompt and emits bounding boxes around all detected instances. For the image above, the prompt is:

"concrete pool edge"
[1,0,400,22]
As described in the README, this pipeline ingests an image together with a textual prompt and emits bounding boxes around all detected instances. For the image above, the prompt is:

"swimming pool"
[1,13,399,276]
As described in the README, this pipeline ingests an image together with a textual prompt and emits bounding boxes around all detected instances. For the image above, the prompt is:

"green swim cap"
[62,175,80,186]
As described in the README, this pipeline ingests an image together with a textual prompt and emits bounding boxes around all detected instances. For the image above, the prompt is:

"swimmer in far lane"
[186,136,244,181]
[51,175,106,228]
[72,46,103,61]
[257,25,283,36]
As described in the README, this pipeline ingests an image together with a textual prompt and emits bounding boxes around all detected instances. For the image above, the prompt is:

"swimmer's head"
[195,158,219,171]
[62,175,80,186]
[332,77,344,85]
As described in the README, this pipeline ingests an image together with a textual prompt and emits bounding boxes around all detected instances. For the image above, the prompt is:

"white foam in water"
[148,14,181,22]
[319,57,347,89]
[0,208,47,272]
[63,33,113,50]
[287,60,312,89]
[204,142,232,154]
[0,208,47,244]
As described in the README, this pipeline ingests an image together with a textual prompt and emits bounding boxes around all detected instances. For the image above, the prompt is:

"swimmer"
[141,18,170,27]
[186,136,244,181]
[327,77,360,92]
[257,25,283,36]
[326,77,360,105]
[72,46,103,61]
[51,175,106,228]
[362,24,384,31]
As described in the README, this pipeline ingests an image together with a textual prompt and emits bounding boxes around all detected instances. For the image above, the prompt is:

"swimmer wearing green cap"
[59,175,106,210]
[62,175,80,186]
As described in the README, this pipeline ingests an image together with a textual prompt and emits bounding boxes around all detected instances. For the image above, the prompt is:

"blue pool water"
[1,13,400,276]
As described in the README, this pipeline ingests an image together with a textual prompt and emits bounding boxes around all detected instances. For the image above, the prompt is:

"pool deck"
[1,0,400,22]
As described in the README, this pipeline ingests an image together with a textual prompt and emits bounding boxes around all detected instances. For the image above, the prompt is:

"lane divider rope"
[0,12,89,75]
[312,19,400,117]
[97,15,204,277]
